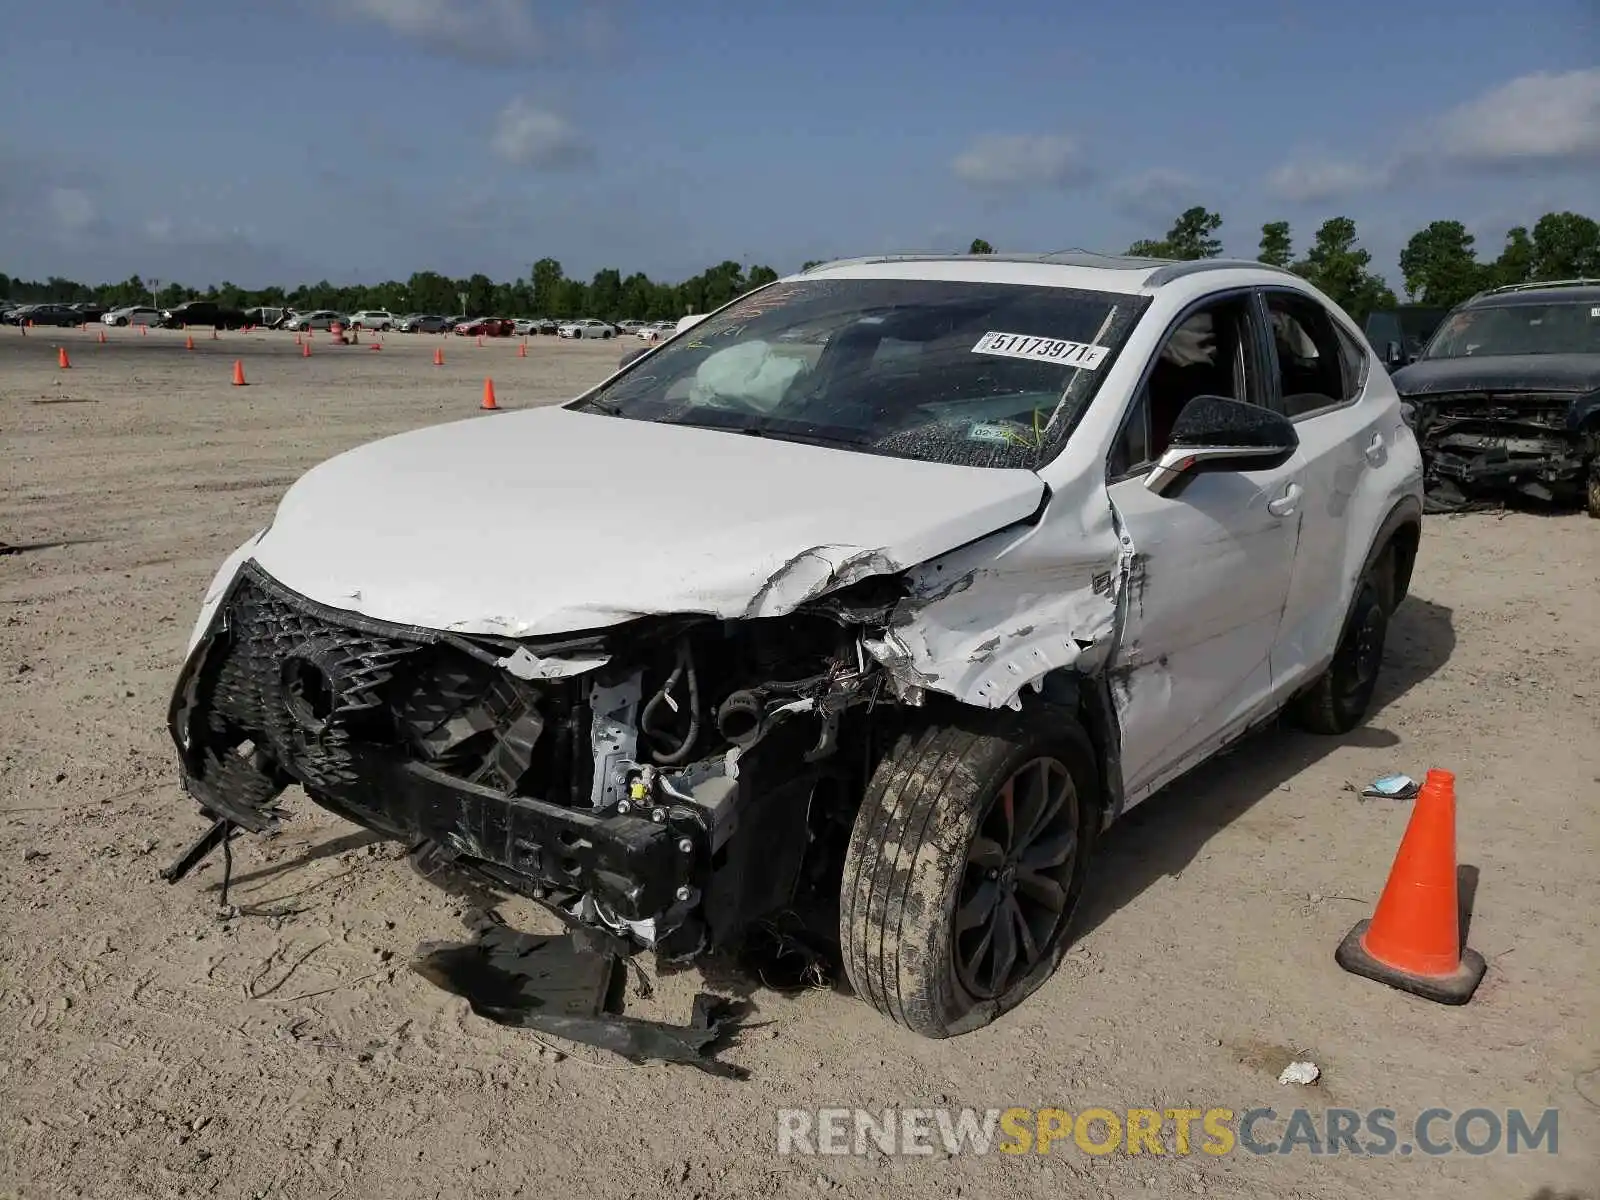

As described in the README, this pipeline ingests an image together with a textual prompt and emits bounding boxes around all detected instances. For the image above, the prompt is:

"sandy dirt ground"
[2,324,1596,1200]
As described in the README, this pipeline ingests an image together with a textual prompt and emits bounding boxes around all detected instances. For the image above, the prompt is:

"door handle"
[1363,432,1385,465]
[1267,482,1302,517]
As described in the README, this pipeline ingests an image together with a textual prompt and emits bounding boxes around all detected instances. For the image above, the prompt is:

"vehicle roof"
[795,251,1304,295]
[1462,281,1600,307]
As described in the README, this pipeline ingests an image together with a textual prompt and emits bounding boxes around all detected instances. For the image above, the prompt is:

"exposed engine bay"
[168,561,920,963]
[1404,389,1600,513]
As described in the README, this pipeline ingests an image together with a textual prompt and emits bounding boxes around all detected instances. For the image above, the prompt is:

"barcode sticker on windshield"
[972,331,1109,369]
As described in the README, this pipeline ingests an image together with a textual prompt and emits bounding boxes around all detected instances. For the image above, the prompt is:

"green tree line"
[0,258,782,323]
[5,209,1595,325]
[1123,207,1599,322]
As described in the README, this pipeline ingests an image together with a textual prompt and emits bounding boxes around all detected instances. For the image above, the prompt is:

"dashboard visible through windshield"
[1424,300,1600,359]
[569,277,1148,469]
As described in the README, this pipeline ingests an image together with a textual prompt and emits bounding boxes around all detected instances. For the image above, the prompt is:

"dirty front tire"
[1291,580,1389,735]
[840,710,1097,1039]
[1585,474,1600,519]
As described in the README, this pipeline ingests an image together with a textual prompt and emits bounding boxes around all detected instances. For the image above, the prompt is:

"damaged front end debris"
[1404,389,1600,514]
[165,560,916,965]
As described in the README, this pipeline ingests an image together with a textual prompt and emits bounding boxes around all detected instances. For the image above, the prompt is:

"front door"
[1103,292,1305,802]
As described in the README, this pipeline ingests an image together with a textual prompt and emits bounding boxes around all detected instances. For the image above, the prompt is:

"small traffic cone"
[140,324,147,336]
[518,340,527,358]
[481,378,500,411]
[58,346,71,369]
[370,341,382,351]
[476,335,484,348]
[432,347,444,367]
[294,332,302,345]
[97,329,106,344]
[302,340,311,358]
[231,360,247,387]
[1335,769,1486,1004]
[211,328,218,341]
[185,334,195,351]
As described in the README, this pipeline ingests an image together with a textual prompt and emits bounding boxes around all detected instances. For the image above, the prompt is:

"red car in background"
[454,317,515,337]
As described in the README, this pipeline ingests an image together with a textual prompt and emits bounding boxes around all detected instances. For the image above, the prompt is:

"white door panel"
[1107,462,1302,798]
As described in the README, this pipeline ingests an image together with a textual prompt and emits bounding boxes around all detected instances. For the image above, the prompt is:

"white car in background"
[284,310,346,332]
[104,305,163,327]
[637,321,677,341]
[167,252,1423,1041]
[557,318,615,340]
[348,310,396,331]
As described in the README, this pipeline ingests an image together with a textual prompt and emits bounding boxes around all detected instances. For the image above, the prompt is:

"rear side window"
[1264,292,1356,418]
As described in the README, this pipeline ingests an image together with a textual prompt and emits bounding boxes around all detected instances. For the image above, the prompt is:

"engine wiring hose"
[641,639,701,765]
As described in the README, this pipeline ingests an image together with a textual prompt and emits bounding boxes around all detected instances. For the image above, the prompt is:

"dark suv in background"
[1390,281,1600,515]
[160,301,249,330]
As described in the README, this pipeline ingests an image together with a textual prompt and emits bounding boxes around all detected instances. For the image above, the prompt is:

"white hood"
[249,406,1045,637]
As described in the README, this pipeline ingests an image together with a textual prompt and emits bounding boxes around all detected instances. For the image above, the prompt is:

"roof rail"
[1141,258,1302,286]
[800,252,1305,286]
[1470,277,1599,300]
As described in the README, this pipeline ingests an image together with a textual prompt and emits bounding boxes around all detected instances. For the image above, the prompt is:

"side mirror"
[1384,340,1406,368]
[618,344,650,369]
[1143,395,1299,497]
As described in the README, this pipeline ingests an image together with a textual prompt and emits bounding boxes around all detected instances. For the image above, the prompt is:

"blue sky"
[2,0,1596,292]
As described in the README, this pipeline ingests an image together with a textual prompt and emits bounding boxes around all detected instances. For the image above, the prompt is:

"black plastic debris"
[412,919,748,1079]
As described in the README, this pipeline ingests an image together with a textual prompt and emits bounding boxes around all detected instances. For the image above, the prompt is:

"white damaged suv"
[168,253,1423,1038]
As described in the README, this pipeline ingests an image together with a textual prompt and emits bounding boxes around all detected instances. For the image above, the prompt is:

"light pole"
[149,278,160,308]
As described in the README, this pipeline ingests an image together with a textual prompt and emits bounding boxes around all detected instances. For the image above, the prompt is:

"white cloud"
[1430,68,1600,168]
[951,134,1090,189]
[1110,168,1206,220]
[1264,69,1600,202]
[489,99,593,167]
[45,187,97,233]
[339,0,547,63]
[1264,157,1389,203]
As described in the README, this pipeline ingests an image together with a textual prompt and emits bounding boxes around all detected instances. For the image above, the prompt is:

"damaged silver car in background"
[167,252,1424,1038]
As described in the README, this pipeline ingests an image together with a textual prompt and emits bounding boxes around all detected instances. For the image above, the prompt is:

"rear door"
[1257,288,1392,695]
[1103,290,1305,802]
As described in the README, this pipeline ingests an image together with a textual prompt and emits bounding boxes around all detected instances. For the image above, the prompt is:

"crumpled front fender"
[864,479,1127,710]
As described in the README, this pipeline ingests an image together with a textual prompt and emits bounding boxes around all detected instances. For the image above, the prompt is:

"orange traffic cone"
[481,378,500,411]
[433,347,444,367]
[294,332,302,345]
[185,334,195,351]
[518,340,527,358]
[231,360,247,387]
[140,324,147,336]
[97,329,106,344]
[302,340,311,358]
[1336,769,1486,1004]
[476,335,484,348]
[370,341,382,351]
[58,346,71,369]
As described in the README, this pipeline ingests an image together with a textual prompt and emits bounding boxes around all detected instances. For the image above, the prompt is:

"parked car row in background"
[2,299,701,341]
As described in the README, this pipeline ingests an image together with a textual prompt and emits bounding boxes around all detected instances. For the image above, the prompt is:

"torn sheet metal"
[864,477,1124,710]
[495,646,612,681]
[412,920,747,1078]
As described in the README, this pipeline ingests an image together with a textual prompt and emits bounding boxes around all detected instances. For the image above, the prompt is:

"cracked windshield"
[574,277,1147,469]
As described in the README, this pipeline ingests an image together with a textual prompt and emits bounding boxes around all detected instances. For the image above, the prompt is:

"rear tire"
[1291,579,1389,735]
[840,709,1098,1038]
[1585,473,1600,519]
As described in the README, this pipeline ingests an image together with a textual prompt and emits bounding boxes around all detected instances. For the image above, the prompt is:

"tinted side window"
[1335,322,1368,396]
[1109,294,1258,478]
[1264,292,1349,417]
